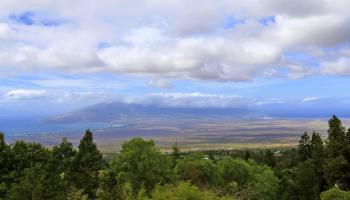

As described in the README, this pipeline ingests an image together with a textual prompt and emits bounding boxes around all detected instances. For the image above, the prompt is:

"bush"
[320,187,350,200]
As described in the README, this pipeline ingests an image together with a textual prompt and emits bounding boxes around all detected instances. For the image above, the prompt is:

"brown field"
[8,117,350,153]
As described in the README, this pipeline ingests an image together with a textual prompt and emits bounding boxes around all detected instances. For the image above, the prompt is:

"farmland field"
[7,116,350,153]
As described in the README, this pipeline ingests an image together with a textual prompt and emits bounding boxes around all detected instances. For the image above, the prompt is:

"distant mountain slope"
[46,101,252,123]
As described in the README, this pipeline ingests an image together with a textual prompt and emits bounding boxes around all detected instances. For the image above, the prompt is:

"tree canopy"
[1,116,350,199]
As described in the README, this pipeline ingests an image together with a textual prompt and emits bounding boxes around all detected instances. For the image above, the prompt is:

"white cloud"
[120,92,284,108]
[54,91,104,103]
[124,92,248,108]
[321,57,350,76]
[260,0,327,17]
[0,0,350,81]
[302,97,321,102]
[286,65,316,79]
[3,87,105,103]
[147,79,172,89]
[0,23,12,38]
[256,98,284,105]
[5,89,46,100]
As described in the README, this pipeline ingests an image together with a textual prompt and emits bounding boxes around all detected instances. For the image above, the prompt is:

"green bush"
[320,187,350,200]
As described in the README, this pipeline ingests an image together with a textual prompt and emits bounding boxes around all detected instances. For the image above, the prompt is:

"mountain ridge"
[46,101,253,123]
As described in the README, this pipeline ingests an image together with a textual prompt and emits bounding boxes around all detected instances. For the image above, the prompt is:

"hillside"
[46,101,252,123]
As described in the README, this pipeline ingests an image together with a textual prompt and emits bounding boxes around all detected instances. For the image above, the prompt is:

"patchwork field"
[7,117,350,153]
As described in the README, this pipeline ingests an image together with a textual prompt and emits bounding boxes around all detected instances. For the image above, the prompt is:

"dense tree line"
[1,116,350,199]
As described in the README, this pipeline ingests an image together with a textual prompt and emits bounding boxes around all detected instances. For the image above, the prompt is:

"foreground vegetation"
[1,116,350,199]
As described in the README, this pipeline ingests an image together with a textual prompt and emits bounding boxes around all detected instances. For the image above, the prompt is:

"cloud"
[286,65,316,79]
[121,92,286,108]
[3,87,105,103]
[5,89,46,100]
[0,23,12,38]
[147,79,172,89]
[260,0,327,17]
[123,92,249,108]
[54,91,105,103]
[302,97,321,102]
[256,98,284,105]
[0,0,350,81]
[97,33,282,81]
[321,57,350,76]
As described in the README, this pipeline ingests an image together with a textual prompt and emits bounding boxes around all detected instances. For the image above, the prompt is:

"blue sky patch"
[259,16,276,26]
[9,11,35,25]
[9,11,64,26]
[223,16,244,29]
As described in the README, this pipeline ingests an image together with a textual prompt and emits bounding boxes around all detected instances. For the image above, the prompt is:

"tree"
[244,150,251,161]
[10,141,51,183]
[326,116,346,157]
[310,132,326,190]
[47,137,77,194]
[324,116,348,188]
[310,132,324,162]
[298,132,311,161]
[247,164,279,200]
[71,130,103,198]
[145,182,231,200]
[0,132,10,198]
[324,155,347,189]
[0,133,7,169]
[320,187,350,200]
[264,149,276,168]
[109,138,172,196]
[279,168,299,200]
[171,141,181,167]
[176,152,221,189]
[218,157,279,199]
[295,160,320,200]
[51,137,76,174]
[2,135,68,200]
[344,128,350,189]
[7,165,66,200]
[276,148,299,170]
[218,157,250,193]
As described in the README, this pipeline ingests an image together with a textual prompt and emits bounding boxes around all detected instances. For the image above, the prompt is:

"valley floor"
[7,117,350,153]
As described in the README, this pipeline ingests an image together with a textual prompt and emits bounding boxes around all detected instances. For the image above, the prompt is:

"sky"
[1,0,350,118]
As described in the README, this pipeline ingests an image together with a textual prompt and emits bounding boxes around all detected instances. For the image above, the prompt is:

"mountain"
[46,101,253,123]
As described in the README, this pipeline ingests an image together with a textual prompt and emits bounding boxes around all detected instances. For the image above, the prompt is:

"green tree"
[324,155,347,189]
[310,132,324,163]
[218,157,250,194]
[264,149,276,168]
[218,157,279,199]
[276,148,299,171]
[108,138,172,196]
[51,137,76,174]
[171,141,181,167]
[71,130,103,198]
[298,132,311,161]
[324,116,348,188]
[344,128,350,189]
[176,152,221,189]
[47,137,77,194]
[6,140,68,200]
[279,168,299,200]
[320,187,350,200]
[295,160,320,200]
[310,132,325,190]
[326,116,347,157]
[7,165,66,200]
[244,150,251,161]
[0,132,10,198]
[9,141,51,184]
[145,182,230,200]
